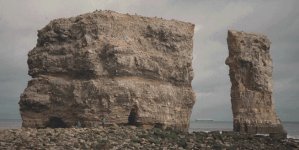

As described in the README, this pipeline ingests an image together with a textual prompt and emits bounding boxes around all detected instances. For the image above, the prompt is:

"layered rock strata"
[226,30,285,134]
[19,10,195,131]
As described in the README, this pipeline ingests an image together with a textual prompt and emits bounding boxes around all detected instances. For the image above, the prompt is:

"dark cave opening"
[47,117,67,128]
[128,107,138,125]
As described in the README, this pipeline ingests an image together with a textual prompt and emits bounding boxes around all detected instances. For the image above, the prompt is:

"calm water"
[1,119,298,139]
[0,119,21,129]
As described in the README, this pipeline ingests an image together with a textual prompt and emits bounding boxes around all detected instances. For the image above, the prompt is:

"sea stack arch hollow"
[226,30,285,134]
[19,10,196,131]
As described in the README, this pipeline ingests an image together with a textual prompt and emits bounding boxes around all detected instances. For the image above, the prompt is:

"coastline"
[1,120,299,139]
[1,126,298,149]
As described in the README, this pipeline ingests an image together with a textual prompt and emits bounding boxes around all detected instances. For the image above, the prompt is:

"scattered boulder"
[0,127,298,149]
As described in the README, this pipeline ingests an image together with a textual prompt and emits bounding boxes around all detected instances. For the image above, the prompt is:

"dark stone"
[270,131,287,140]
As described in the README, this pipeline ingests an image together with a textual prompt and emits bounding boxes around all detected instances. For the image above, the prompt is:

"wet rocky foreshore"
[0,126,298,150]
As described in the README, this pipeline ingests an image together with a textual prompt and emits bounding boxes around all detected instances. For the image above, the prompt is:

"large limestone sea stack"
[19,10,195,131]
[226,30,285,134]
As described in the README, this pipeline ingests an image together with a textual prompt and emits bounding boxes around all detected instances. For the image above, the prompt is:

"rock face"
[226,30,285,134]
[19,10,195,131]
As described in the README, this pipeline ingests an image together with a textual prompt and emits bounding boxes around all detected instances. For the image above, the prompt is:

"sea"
[1,119,298,139]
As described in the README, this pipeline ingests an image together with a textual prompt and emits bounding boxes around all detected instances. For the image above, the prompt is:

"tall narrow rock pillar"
[226,30,285,134]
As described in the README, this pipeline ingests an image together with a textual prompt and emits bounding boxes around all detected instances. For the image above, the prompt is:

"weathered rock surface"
[19,10,195,131]
[1,127,298,149]
[226,30,285,134]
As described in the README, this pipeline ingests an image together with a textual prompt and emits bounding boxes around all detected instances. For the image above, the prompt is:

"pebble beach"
[1,125,298,150]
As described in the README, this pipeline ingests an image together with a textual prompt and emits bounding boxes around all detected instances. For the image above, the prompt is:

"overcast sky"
[0,0,298,121]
